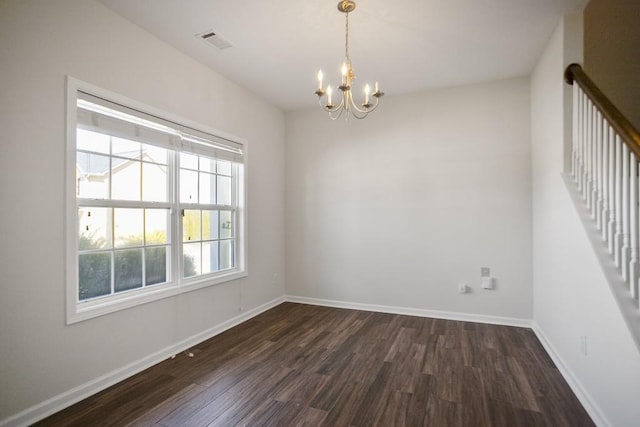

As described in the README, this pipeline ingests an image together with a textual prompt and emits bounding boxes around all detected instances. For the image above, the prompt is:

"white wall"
[285,78,532,320]
[0,0,285,423]
[531,14,640,426]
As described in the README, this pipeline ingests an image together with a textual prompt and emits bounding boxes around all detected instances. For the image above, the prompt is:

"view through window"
[67,80,246,322]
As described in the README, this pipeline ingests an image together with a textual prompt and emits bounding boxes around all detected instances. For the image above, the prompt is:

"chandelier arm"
[347,94,379,114]
[318,96,345,113]
[347,108,369,119]
[328,108,345,120]
[348,99,370,119]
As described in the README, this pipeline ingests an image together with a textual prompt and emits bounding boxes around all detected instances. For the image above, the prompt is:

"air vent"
[197,30,232,50]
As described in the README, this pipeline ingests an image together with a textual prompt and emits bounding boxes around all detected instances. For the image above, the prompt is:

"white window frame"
[65,76,248,324]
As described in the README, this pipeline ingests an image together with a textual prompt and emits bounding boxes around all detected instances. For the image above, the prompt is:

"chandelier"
[314,0,384,120]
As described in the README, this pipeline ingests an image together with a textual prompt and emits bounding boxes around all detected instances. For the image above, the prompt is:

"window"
[66,77,247,323]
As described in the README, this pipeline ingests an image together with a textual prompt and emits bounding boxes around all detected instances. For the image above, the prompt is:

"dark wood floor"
[35,303,593,426]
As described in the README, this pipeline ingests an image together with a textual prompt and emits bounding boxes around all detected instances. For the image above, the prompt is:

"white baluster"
[608,124,616,254]
[622,142,630,282]
[592,106,599,219]
[600,113,608,240]
[580,93,589,196]
[572,84,579,180]
[585,94,590,198]
[615,134,624,267]
[596,111,604,230]
[586,100,593,206]
[583,94,590,200]
[578,89,585,192]
[630,153,639,297]
[574,89,582,192]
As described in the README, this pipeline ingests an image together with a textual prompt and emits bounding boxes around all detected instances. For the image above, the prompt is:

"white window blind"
[77,91,244,162]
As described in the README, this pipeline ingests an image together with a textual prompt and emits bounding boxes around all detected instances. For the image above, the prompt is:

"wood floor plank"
[425,395,463,427]
[309,352,362,411]
[377,390,412,426]
[461,366,490,426]
[405,373,434,425]
[349,361,394,426]
[271,371,328,404]
[36,302,594,427]
[289,406,328,426]
[155,381,232,426]
[318,381,369,426]
[125,383,206,426]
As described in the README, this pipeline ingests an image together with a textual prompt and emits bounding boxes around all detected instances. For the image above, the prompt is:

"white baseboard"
[0,296,285,427]
[531,321,609,427]
[285,294,532,328]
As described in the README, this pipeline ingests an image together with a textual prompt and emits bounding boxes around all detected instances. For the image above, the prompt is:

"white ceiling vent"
[197,30,233,50]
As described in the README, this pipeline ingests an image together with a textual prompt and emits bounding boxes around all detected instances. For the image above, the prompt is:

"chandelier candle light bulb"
[314,0,384,120]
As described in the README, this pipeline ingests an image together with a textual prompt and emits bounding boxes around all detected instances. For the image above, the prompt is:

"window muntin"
[182,208,235,278]
[67,78,246,322]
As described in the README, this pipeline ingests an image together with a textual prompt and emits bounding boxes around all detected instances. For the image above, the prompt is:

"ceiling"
[98,0,588,112]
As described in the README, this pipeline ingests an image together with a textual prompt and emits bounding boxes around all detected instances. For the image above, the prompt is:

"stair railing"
[565,63,640,307]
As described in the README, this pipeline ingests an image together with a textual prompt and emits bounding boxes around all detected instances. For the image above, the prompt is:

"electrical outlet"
[458,283,467,294]
[481,267,490,277]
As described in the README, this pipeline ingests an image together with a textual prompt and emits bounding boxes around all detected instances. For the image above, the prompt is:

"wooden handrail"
[565,63,640,159]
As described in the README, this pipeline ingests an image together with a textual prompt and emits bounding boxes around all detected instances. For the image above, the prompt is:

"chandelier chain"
[345,12,350,63]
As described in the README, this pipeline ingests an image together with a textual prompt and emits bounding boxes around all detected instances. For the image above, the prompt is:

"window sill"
[66,269,247,324]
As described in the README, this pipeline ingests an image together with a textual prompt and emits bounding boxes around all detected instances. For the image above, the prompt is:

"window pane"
[77,128,109,154]
[142,143,167,165]
[76,152,110,199]
[78,207,112,250]
[220,240,234,270]
[200,157,216,173]
[217,175,231,205]
[112,137,141,159]
[183,242,201,277]
[202,210,218,240]
[180,169,198,203]
[112,159,141,200]
[145,209,168,244]
[79,252,111,300]
[180,152,198,170]
[217,161,232,176]
[220,210,233,239]
[142,163,167,202]
[145,246,167,285]
[199,172,216,204]
[115,208,143,247]
[202,241,219,275]
[114,249,143,292]
[183,210,201,242]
